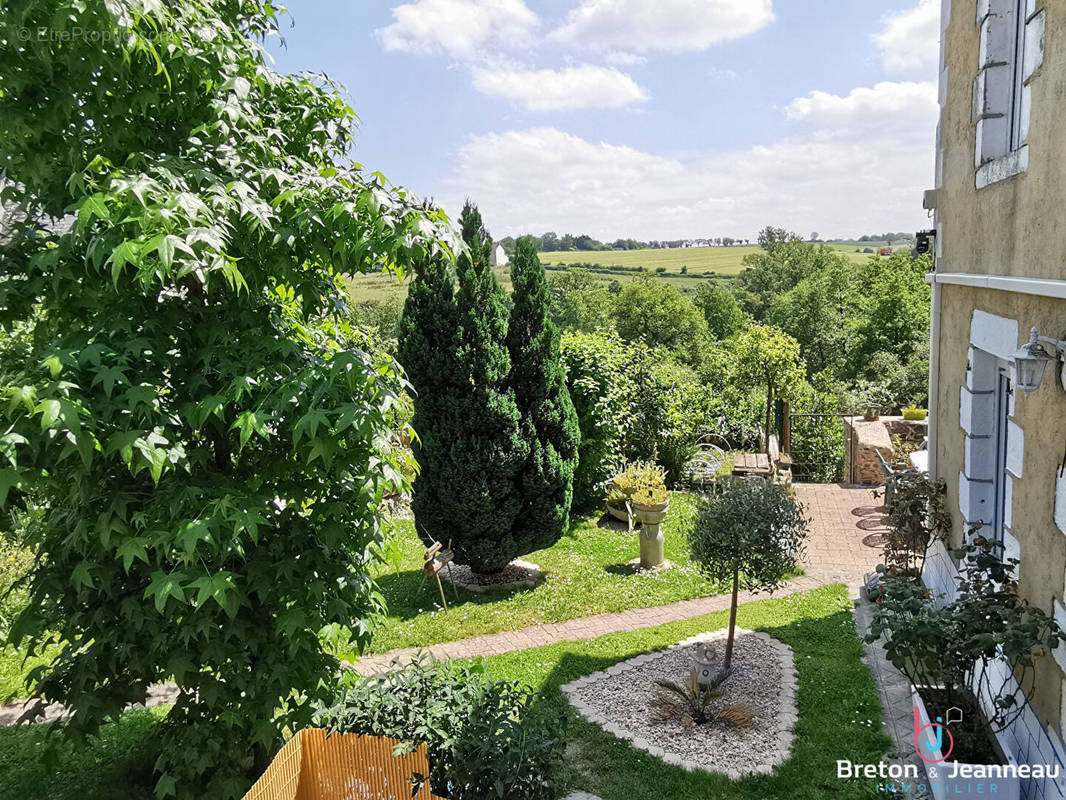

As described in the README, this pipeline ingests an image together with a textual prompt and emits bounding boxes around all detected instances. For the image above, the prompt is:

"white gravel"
[443,558,543,593]
[564,629,797,777]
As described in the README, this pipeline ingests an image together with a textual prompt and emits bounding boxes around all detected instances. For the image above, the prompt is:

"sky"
[264,0,941,242]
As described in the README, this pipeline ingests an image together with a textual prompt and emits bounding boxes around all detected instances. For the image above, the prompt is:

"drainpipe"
[927,272,942,480]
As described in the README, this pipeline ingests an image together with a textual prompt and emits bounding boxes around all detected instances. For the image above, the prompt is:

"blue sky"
[265,0,940,241]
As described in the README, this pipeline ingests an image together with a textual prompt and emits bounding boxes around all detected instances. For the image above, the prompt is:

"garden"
[0,3,941,800]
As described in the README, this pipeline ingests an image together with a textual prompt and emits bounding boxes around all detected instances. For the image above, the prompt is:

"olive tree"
[0,2,451,797]
[688,481,808,668]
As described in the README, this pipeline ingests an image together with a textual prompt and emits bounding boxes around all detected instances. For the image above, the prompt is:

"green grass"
[342,243,903,304]
[354,493,731,657]
[0,586,888,800]
[477,584,891,800]
[0,706,165,800]
[0,646,54,703]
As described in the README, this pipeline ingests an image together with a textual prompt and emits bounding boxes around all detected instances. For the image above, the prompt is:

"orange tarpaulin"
[242,728,438,800]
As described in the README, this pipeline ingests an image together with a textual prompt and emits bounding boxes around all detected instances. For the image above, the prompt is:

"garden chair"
[242,728,439,800]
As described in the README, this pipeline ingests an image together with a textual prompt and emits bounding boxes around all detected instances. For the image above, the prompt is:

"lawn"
[478,584,890,800]
[352,492,732,657]
[0,585,889,800]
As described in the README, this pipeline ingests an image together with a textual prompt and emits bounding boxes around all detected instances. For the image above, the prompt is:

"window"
[973,0,1045,185]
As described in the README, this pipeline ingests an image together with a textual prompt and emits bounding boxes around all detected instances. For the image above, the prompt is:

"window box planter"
[911,685,1020,800]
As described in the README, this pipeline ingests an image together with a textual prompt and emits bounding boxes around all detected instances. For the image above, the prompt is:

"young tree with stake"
[688,480,808,669]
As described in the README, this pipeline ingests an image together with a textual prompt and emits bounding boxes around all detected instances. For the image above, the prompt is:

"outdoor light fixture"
[916,229,936,255]
[1012,326,1066,394]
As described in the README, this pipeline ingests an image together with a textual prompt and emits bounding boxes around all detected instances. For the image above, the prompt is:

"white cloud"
[550,0,774,54]
[874,0,941,72]
[442,82,937,240]
[786,81,938,135]
[377,0,537,59]
[471,64,648,111]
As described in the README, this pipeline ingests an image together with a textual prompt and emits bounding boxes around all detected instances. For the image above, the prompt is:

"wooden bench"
[732,452,772,479]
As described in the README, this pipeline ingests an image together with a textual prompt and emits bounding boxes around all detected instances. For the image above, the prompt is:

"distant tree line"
[498,232,750,256]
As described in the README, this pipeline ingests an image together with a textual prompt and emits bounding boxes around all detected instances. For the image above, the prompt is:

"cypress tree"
[449,203,529,573]
[397,251,460,545]
[507,237,581,550]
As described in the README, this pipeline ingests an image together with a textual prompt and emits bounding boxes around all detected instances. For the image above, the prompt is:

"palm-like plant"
[650,668,755,727]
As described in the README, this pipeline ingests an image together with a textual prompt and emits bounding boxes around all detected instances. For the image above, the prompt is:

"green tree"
[768,261,854,377]
[737,230,850,320]
[689,481,808,669]
[733,324,804,453]
[449,203,528,573]
[397,253,461,548]
[547,267,614,331]
[0,3,450,797]
[693,282,747,341]
[612,277,710,367]
[506,238,581,553]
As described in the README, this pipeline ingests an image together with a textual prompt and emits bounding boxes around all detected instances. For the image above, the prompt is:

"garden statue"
[694,642,718,687]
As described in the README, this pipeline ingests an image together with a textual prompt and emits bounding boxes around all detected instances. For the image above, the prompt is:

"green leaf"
[144,571,187,613]
[71,561,93,591]
[42,355,63,378]
[116,538,150,572]
[0,468,25,507]
[37,399,61,428]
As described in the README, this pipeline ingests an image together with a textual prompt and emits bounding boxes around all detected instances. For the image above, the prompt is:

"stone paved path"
[0,484,884,723]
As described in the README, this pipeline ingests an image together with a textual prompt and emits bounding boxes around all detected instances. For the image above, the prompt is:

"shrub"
[314,657,566,800]
[688,481,807,667]
[506,237,581,557]
[443,204,528,573]
[560,331,642,508]
[560,332,712,502]
[880,472,950,576]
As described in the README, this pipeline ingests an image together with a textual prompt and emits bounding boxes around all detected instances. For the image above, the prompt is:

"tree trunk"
[764,380,774,455]
[724,570,740,670]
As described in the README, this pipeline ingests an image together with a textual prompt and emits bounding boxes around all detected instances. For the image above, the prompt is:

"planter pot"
[606,502,630,523]
[633,499,669,527]
[911,686,1020,800]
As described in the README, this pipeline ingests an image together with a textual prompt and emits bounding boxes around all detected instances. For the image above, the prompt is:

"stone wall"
[842,417,927,486]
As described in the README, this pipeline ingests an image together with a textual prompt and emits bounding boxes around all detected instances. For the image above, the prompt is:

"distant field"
[344,243,898,303]
[540,243,878,274]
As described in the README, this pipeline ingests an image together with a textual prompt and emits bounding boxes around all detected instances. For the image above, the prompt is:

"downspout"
[927,273,942,479]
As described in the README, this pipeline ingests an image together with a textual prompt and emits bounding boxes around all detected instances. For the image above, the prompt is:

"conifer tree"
[506,237,581,550]
[448,203,529,572]
[397,252,459,544]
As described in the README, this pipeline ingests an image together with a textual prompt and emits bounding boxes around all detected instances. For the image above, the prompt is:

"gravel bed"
[563,629,797,777]
[443,558,543,593]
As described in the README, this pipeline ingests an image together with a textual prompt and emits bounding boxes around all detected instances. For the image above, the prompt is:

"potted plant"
[902,405,928,421]
[606,462,671,567]
[868,538,1066,800]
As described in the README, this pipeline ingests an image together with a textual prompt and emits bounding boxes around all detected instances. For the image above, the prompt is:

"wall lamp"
[1012,326,1066,394]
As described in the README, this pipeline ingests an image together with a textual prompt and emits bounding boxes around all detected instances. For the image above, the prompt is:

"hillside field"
[344,243,898,303]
